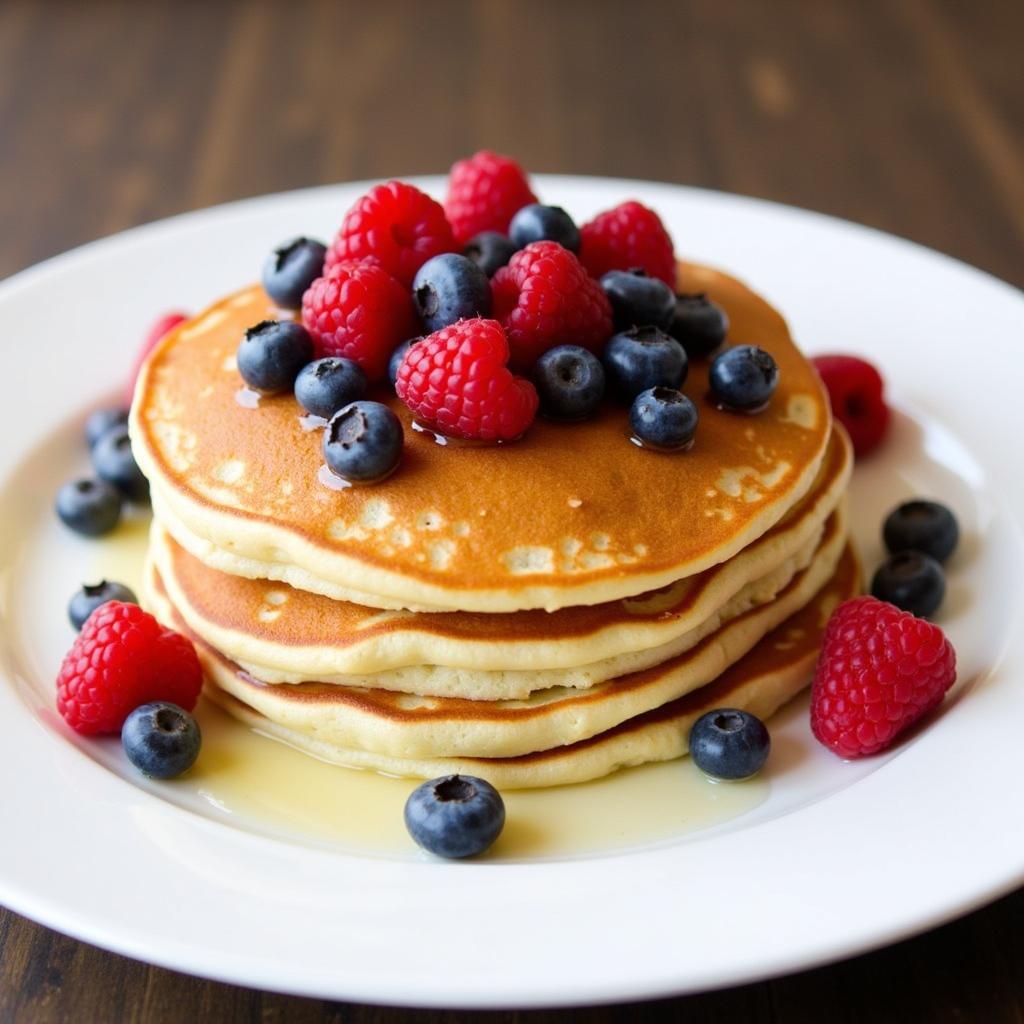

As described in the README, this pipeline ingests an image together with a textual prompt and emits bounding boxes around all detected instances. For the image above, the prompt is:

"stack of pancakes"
[130,263,858,788]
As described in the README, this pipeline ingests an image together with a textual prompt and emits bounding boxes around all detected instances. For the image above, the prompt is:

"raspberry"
[324,181,456,287]
[491,242,613,369]
[56,602,202,735]
[395,319,538,442]
[302,261,417,382]
[811,354,890,457]
[578,201,676,287]
[810,596,956,759]
[126,311,189,406]
[444,151,537,245]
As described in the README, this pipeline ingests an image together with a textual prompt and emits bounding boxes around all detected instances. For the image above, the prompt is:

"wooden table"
[1,1,1021,1019]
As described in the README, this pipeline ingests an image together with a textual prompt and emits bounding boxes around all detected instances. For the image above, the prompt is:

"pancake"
[130,262,831,613]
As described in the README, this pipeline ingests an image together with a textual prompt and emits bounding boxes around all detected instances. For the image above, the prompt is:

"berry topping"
[444,150,537,245]
[600,269,675,331]
[810,354,890,457]
[670,293,729,358]
[689,708,771,780]
[629,387,699,451]
[870,551,946,618]
[388,338,419,387]
[603,325,687,402]
[464,232,518,278]
[125,311,189,407]
[578,200,676,287]
[302,261,416,382]
[55,478,123,537]
[323,401,404,483]
[262,236,327,309]
[509,204,580,252]
[491,241,613,369]
[85,407,129,450]
[404,774,505,858]
[237,320,314,393]
[68,580,138,631]
[533,345,606,422]
[324,181,456,287]
[883,500,959,564]
[396,318,538,442]
[56,601,203,735]
[122,701,202,779]
[92,424,149,503]
[709,345,778,413]
[294,357,367,420]
[412,252,492,333]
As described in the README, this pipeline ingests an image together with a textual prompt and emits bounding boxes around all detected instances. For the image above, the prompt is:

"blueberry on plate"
[404,774,505,858]
[323,401,403,483]
[294,357,367,419]
[463,232,518,277]
[600,269,675,331]
[92,424,149,502]
[871,551,946,618]
[689,708,770,781]
[533,345,606,421]
[670,293,729,358]
[709,345,778,412]
[603,326,688,403]
[122,702,201,779]
[508,204,580,252]
[68,579,138,630]
[55,478,123,537]
[413,253,492,333]
[388,338,420,387]
[629,387,699,451]
[262,237,327,309]
[883,500,959,564]
[85,407,129,449]
[237,320,314,393]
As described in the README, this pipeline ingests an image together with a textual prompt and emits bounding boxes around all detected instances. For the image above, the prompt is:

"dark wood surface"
[1,0,1022,1020]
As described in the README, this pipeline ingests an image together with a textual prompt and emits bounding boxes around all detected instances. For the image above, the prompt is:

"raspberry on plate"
[324,181,456,287]
[811,353,890,457]
[395,318,538,442]
[810,596,957,759]
[56,601,203,735]
[444,151,537,245]
[578,200,676,287]
[491,241,613,369]
[125,311,189,406]
[302,261,417,382]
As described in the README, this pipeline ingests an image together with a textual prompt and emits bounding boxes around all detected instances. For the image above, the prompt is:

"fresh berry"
[92,424,149,502]
[709,345,778,413]
[55,478,122,536]
[670,293,728,358]
[412,253,492,333]
[388,338,419,387]
[603,326,687,402]
[262,237,327,308]
[870,552,946,618]
[396,318,538,442]
[324,181,456,287]
[68,580,138,631]
[122,701,201,779]
[404,774,505,858]
[464,232,518,277]
[533,345,606,421]
[509,204,580,252]
[302,261,416,382]
[294,357,367,419]
[578,200,676,287]
[630,387,699,451]
[810,354,890,457]
[810,596,957,758]
[323,401,403,483]
[125,311,189,406]
[444,151,537,245]
[600,269,675,331]
[491,242,613,369]
[883,500,959,564]
[56,601,203,735]
[689,708,770,780]
[237,320,314,393]
[85,407,129,449]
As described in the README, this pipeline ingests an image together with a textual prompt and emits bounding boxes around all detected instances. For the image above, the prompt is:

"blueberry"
[630,387,699,451]
[600,269,675,331]
[413,253,492,333]
[404,774,505,858]
[871,551,946,618]
[883,500,959,564]
[68,579,138,630]
[464,232,518,277]
[92,424,149,502]
[388,338,421,387]
[262,237,327,309]
[509,204,580,252]
[533,345,606,421]
[294,357,367,419]
[709,345,778,412]
[670,293,729,358]
[237,320,314,393]
[603,326,688,403]
[323,401,403,483]
[85,407,129,449]
[122,702,201,779]
[55,478,122,536]
[689,708,770,781]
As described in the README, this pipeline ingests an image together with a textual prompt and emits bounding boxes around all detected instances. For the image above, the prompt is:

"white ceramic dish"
[0,176,1021,1008]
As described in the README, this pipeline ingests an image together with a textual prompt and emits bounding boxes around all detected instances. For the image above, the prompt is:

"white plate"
[0,177,1022,1008]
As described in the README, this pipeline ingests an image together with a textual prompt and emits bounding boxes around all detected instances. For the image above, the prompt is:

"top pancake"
[130,262,831,612]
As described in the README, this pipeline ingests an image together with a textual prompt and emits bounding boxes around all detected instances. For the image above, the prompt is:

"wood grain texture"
[0,0,1022,1019]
